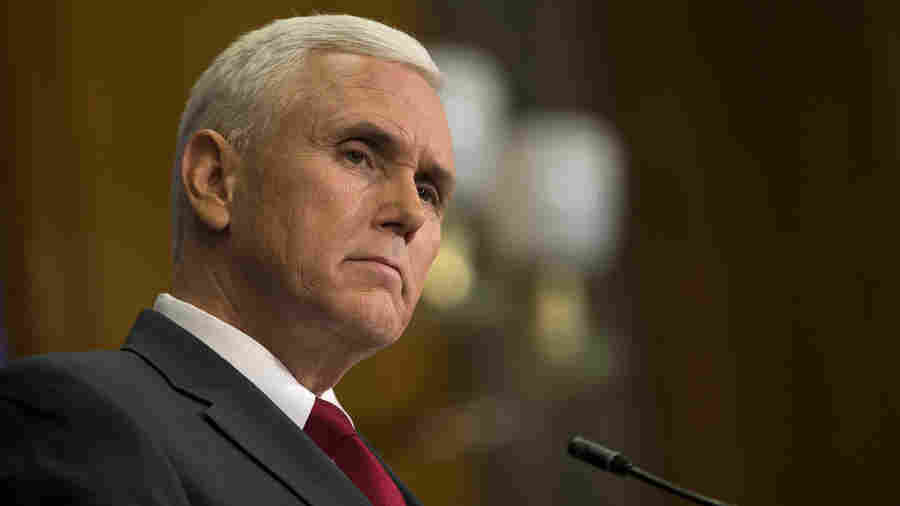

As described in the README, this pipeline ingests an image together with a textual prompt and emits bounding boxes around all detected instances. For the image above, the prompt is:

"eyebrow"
[334,120,456,197]
[335,120,397,151]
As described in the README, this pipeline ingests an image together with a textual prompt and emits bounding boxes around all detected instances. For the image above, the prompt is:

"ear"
[180,129,240,232]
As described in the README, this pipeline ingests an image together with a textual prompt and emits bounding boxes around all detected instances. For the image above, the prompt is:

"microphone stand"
[567,435,733,506]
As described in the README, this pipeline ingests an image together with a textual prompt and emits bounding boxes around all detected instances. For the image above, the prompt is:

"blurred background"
[3,1,897,504]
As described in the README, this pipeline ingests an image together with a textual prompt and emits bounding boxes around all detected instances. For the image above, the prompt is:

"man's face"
[230,51,455,353]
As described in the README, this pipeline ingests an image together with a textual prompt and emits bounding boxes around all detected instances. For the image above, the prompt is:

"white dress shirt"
[152,293,352,430]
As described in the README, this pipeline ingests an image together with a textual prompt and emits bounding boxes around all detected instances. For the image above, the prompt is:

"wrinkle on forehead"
[282,50,430,121]
[272,51,454,176]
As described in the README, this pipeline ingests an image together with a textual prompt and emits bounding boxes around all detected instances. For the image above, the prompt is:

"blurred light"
[430,45,511,207]
[533,268,590,366]
[414,396,525,462]
[423,228,476,309]
[488,112,625,271]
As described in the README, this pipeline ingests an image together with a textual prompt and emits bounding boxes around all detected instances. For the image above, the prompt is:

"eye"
[417,181,440,206]
[342,148,370,167]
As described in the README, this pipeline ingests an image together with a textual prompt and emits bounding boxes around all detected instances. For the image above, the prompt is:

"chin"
[331,291,410,352]
[338,320,405,361]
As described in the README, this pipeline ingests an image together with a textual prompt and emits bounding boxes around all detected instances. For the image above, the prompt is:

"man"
[1,14,455,506]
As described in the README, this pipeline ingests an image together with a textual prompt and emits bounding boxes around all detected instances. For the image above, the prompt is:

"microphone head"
[567,435,631,475]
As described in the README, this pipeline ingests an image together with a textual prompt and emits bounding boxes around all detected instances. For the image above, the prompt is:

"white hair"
[171,14,443,261]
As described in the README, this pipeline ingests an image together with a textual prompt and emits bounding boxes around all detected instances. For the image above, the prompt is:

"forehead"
[282,51,454,171]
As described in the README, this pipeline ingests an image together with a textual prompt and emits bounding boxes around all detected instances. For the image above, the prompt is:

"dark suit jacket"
[0,309,422,506]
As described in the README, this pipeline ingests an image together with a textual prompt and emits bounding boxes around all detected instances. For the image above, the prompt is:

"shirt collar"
[152,293,351,429]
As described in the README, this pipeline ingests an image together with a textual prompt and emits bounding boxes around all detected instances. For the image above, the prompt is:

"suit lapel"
[204,397,371,506]
[123,310,372,506]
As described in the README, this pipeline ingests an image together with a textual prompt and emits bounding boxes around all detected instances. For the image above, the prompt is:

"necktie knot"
[306,398,355,456]
[304,398,405,506]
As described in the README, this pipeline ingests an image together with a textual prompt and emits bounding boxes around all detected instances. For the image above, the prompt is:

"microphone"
[567,435,732,506]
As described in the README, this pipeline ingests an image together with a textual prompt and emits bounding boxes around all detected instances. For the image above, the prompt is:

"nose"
[376,173,427,243]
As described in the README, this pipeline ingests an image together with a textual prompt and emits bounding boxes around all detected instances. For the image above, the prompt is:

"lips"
[365,257,402,277]
[347,256,405,289]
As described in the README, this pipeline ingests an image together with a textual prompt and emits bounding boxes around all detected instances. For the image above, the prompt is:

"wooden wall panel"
[607,1,898,503]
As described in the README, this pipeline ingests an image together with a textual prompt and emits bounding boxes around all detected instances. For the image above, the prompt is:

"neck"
[171,248,366,396]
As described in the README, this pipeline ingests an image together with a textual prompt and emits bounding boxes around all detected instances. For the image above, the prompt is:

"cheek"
[292,179,371,270]
[247,174,324,291]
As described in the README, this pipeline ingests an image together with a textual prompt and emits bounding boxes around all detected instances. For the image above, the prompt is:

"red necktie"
[304,398,406,506]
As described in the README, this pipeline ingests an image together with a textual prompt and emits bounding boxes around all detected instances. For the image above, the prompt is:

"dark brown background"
[4,1,896,504]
